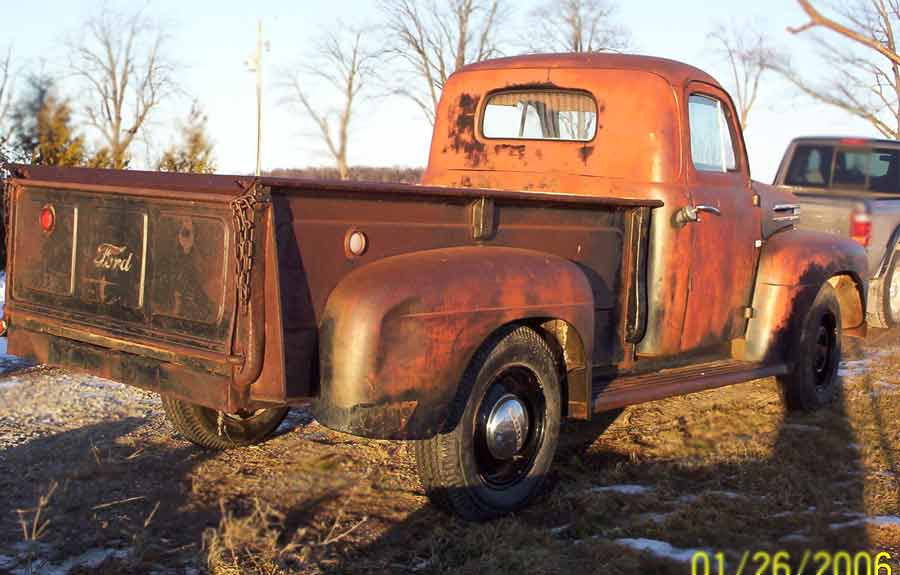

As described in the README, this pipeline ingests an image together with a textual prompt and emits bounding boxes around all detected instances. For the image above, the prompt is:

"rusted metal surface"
[738,228,868,363]
[1,53,871,441]
[592,359,790,412]
[312,246,597,439]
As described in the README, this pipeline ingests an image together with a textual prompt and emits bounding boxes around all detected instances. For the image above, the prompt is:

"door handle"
[675,204,722,226]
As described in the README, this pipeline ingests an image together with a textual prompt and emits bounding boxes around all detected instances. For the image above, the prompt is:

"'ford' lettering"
[93,243,134,272]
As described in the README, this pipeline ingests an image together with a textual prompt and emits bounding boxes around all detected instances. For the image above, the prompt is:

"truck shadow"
[319,364,880,573]
[0,416,224,571]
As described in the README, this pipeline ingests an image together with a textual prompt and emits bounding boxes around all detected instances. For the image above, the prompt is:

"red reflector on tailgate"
[39,205,55,232]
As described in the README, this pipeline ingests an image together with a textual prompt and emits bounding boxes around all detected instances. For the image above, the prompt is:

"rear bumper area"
[8,324,240,412]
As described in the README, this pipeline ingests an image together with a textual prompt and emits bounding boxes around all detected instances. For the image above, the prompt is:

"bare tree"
[286,28,379,180]
[709,22,780,132]
[69,7,177,169]
[0,46,14,148]
[782,0,900,138]
[525,0,629,54]
[380,0,506,123]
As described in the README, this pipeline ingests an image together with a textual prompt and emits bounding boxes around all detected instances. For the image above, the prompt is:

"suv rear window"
[785,144,900,193]
[481,90,597,141]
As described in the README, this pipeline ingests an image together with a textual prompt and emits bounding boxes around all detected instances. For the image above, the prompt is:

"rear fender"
[312,246,596,439]
[738,229,867,363]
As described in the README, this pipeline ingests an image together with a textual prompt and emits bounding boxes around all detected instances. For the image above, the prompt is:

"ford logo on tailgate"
[93,243,135,272]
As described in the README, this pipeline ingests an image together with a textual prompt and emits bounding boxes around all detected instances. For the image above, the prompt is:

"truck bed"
[3,165,660,414]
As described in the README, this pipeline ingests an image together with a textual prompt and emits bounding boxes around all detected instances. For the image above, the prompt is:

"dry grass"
[2,332,900,574]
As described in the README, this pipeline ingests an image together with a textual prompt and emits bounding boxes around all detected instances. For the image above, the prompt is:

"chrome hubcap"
[485,394,529,460]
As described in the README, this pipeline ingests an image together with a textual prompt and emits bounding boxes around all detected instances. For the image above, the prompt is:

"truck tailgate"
[7,183,238,362]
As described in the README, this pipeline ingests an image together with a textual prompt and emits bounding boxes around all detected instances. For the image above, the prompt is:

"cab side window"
[688,94,737,172]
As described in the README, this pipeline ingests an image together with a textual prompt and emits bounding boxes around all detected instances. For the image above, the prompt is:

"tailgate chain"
[229,183,271,308]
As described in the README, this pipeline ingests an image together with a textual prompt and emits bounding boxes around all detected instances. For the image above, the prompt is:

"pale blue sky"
[4,0,879,182]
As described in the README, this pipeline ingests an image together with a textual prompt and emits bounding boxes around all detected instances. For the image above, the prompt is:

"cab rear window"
[785,144,900,193]
[481,90,597,141]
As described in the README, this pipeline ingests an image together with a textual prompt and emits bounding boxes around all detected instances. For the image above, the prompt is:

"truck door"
[679,83,761,353]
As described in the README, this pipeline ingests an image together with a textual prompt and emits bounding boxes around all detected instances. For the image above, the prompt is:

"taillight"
[850,204,871,247]
[39,205,55,233]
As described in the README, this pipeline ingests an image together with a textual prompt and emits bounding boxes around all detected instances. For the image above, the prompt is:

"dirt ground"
[1,330,899,574]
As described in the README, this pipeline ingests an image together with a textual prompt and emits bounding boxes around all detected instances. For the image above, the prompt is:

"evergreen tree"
[157,104,216,174]
[11,75,86,167]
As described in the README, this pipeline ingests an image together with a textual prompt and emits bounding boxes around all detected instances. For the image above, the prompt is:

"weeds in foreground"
[204,499,302,575]
[16,480,58,575]
[203,497,369,575]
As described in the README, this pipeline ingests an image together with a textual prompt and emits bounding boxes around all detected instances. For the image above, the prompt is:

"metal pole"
[255,20,263,178]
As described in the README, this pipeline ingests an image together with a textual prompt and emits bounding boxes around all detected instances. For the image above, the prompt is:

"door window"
[688,94,737,172]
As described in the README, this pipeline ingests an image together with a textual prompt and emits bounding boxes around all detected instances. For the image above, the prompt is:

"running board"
[592,360,789,413]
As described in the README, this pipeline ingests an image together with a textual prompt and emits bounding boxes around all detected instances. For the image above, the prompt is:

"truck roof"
[459,53,720,88]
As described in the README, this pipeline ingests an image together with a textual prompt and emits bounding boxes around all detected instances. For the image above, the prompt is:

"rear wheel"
[161,396,289,449]
[777,283,842,411]
[414,326,561,521]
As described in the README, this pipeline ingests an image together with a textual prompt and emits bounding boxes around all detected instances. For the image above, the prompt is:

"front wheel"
[414,326,561,521]
[161,396,289,449]
[776,282,842,411]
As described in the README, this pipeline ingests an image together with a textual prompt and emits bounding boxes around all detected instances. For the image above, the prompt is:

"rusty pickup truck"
[2,54,868,520]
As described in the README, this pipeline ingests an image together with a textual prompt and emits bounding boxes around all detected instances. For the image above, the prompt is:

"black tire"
[161,396,289,449]
[414,326,561,521]
[777,283,842,411]
[883,255,900,327]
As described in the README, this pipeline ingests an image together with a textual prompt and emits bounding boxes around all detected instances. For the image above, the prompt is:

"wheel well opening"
[827,273,865,334]
[531,319,588,420]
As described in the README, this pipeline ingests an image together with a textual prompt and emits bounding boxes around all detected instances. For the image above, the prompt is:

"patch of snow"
[779,533,810,544]
[772,506,817,519]
[829,515,900,530]
[549,523,571,535]
[0,376,22,390]
[276,405,314,433]
[838,359,869,377]
[615,538,708,563]
[7,546,130,575]
[591,484,654,495]
[706,490,743,499]
[678,490,758,505]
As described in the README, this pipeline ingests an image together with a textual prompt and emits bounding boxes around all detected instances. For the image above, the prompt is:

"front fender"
[312,246,596,439]
[740,229,868,363]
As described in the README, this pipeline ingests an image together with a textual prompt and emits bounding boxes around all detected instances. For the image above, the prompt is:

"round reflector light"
[40,205,55,232]
[347,230,368,256]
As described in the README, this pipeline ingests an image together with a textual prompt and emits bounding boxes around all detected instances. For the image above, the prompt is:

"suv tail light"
[850,203,871,247]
